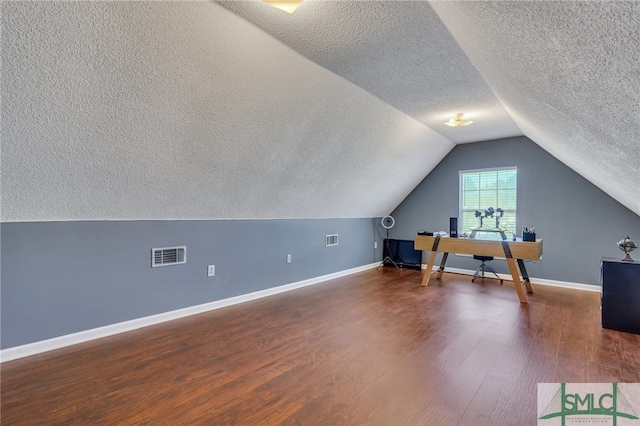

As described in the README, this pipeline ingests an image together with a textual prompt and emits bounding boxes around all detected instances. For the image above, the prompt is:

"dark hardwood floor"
[2,268,639,425]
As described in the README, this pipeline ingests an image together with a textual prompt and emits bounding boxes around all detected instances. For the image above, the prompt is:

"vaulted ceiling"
[2,1,638,221]
[219,0,640,216]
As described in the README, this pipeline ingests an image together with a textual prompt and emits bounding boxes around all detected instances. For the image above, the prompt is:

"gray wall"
[1,218,383,349]
[5,137,637,350]
[391,137,640,286]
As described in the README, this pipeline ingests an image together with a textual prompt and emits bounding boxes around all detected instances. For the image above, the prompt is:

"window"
[459,167,517,237]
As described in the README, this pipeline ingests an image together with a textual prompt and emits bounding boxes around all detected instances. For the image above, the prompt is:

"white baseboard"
[1,263,600,362]
[0,263,378,363]
[424,265,601,293]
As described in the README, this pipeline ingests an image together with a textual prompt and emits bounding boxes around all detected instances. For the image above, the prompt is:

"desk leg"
[506,257,528,304]
[421,251,438,287]
[517,259,534,293]
[436,252,449,279]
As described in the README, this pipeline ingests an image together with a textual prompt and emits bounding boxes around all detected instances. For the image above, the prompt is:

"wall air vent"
[152,246,186,267]
[326,234,339,247]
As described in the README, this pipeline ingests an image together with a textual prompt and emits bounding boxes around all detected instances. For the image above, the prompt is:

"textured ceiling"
[218,0,522,144]
[219,0,640,216]
[1,1,453,221]
[2,1,638,222]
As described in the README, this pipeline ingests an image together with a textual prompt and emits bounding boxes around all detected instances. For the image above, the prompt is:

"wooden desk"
[414,236,543,303]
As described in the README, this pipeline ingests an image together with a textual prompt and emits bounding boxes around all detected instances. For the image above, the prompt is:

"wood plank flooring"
[2,268,639,425]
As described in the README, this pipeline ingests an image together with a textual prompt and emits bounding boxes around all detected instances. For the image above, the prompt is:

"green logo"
[538,383,639,425]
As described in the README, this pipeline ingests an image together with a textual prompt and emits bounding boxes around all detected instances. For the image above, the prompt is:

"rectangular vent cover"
[152,246,186,267]
[326,234,339,247]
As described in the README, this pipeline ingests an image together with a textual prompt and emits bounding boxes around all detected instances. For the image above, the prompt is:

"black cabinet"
[601,257,640,334]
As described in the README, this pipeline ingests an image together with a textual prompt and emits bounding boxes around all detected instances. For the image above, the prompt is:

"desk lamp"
[495,208,505,229]
[474,210,485,228]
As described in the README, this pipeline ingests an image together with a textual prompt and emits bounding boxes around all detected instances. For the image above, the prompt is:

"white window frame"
[458,167,517,238]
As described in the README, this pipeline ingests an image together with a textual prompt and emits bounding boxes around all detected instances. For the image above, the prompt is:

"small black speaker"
[449,217,458,238]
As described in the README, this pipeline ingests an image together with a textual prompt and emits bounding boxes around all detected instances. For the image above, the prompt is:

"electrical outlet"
[207,265,215,277]
[374,241,378,249]
[286,254,292,264]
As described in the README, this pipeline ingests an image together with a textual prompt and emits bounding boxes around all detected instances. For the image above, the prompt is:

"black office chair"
[471,255,503,284]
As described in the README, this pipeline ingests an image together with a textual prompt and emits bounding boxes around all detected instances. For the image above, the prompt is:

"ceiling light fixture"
[262,0,304,14]
[444,113,474,127]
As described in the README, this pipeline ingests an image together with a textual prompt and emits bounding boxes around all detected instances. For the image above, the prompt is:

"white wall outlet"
[286,254,291,264]
[374,241,378,249]
[207,265,215,277]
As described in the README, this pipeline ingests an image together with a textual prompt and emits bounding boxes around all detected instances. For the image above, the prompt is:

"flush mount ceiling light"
[262,0,304,14]
[444,113,474,127]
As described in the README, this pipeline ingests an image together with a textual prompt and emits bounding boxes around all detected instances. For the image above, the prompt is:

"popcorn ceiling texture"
[3,1,639,222]
[0,2,453,222]
[430,1,640,216]
[219,0,523,144]
[222,0,640,216]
